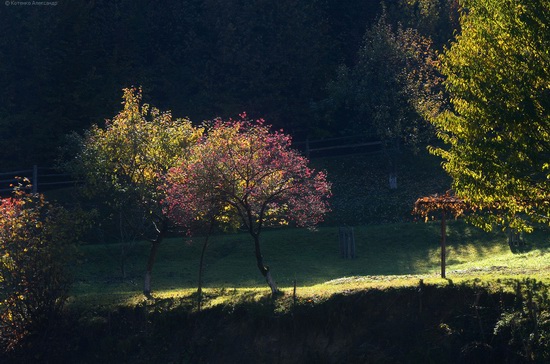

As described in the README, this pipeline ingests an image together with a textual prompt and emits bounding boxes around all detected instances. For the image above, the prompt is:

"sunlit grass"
[70,220,550,310]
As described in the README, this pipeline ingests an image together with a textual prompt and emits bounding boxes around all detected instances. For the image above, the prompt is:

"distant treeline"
[0,0,458,168]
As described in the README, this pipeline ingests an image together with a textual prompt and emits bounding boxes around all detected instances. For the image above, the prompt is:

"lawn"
[61,149,549,309]
[70,220,550,308]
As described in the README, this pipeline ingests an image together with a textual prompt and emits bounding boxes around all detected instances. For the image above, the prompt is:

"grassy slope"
[67,148,550,308]
[71,220,550,308]
[313,148,451,225]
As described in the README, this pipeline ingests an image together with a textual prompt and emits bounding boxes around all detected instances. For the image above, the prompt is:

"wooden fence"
[0,135,382,196]
[0,166,76,196]
[294,134,383,158]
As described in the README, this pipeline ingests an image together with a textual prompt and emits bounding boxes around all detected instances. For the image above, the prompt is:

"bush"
[0,186,77,351]
[494,279,550,362]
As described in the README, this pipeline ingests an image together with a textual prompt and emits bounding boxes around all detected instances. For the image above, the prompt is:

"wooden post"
[293,279,297,308]
[339,226,356,259]
[389,172,397,190]
[440,210,446,279]
[413,192,470,280]
[350,227,356,258]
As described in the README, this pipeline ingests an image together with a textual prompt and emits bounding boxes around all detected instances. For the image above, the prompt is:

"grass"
[60,149,549,310]
[70,220,550,310]
[312,150,450,225]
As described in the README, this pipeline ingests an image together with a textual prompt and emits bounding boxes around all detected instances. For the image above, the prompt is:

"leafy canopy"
[163,116,331,294]
[431,0,550,231]
[413,191,471,221]
[164,115,332,234]
[324,14,442,147]
[74,87,202,220]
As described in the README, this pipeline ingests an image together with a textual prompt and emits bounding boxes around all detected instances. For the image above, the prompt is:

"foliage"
[163,116,331,293]
[322,14,442,149]
[494,279,550,361]
[165,116,331,229]
[0,186,77,351]
[384,0,460,49]
[164,116,332,231]
[0,1,462,169]
[0,0,334,168]
[71,86,201,240]
[11,279,550,363]
[74,87,200,214]
[413,191,471,221]
[72,87,201,296]
[431,0,550,232]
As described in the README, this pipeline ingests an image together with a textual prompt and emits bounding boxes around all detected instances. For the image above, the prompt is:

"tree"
[164,116,332,295]
[0,185,77,351]
[431,0,550,231]
[73,87,201,297]
[161,146,229,310]
[162,161,227,311]
[384,0,460,49]
[323,14,442,187]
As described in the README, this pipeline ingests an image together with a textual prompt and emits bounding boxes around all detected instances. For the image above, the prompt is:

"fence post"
[339,226,356,259]
[389,173,397,189]
[32,165,38,194]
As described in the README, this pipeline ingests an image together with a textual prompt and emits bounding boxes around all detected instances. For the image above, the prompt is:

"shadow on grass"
[72,221,550,304]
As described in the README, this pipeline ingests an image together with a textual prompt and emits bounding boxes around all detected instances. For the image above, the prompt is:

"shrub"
[0,186,77,351]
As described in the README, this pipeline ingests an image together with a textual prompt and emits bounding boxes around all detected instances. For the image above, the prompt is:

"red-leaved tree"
[163,115,331,295]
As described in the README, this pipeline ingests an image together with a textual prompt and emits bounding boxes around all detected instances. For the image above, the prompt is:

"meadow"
[64,149,550,309]
[71,219,550,309]
[12,150,550,363]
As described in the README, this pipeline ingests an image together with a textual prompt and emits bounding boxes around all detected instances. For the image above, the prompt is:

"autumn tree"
[73,87,201,297]
[162,154,229,311]
[431,0,550,231]
[0,185,77,351]
[164,116,332,295]
[323,14,442,187]
[384,0,460,49]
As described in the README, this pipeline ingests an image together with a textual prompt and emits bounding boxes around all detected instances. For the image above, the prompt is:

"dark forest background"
[0,0,459,169]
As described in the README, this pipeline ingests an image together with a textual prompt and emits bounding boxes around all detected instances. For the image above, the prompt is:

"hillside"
[313,148,450,225]
[6,149,550,363]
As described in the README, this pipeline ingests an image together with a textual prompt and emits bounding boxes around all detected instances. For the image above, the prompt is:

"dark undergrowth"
[4,279,550,364]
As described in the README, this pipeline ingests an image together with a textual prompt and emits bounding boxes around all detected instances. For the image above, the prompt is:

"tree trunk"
[120,243,126,280]
[507,227,523,250]
[143,242,160,298]
[253,234,279,295]
[197,229,212,312]
[143,220,168,298]
[119,212,126,281]
[440,211,447,279]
